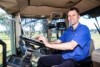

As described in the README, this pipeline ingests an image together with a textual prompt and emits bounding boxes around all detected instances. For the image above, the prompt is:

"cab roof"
[0,0,100,18]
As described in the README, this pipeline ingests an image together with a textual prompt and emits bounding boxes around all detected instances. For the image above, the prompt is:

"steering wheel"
[20,36,60,55]
[20,36,55,55]
[20,36,45,48]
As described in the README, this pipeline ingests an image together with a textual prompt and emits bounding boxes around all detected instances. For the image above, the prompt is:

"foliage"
[0,12,12,36]
[21,18,48,37]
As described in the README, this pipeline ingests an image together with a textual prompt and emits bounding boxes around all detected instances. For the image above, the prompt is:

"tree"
[0,12,12,36]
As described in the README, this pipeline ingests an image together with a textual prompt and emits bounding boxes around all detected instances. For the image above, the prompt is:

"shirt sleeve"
[72,26,91,48]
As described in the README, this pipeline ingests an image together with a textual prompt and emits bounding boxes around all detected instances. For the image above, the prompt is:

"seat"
[76,39,95,67]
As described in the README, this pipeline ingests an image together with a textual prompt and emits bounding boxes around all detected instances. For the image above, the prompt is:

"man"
[36,7,91,67]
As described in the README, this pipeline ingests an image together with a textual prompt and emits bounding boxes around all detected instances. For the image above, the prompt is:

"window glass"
[0,8,12,65]
[50,19,66,41]
[21,18,48,38]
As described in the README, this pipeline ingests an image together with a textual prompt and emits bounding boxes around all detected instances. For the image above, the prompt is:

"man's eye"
[72,15,75,16]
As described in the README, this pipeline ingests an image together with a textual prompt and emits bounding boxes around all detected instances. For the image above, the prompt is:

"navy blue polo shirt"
[59,23,91,61]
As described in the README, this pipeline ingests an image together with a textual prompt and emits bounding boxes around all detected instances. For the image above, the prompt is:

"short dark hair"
[68,7,80,14]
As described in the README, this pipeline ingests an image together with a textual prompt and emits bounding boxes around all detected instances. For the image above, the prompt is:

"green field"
[0,33,11,65]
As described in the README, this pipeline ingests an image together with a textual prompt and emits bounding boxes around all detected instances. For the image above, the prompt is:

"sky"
[0,8,6,13]
[79,16,100,30]
[0,25,6,31]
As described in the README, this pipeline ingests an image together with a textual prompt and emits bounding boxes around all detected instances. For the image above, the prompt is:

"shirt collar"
[69,23,81,31]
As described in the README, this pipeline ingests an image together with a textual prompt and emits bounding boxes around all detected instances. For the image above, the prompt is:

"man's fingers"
[35,36,40,39]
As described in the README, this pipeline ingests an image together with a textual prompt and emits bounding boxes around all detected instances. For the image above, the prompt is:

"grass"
[0,33,11,65]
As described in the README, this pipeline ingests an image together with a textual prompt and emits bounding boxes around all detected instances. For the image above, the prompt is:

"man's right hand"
[35,35,48,43]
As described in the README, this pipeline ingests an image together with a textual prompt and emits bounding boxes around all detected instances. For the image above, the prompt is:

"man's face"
[68,10,80,25]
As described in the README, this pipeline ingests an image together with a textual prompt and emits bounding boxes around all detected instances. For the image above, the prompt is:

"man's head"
[67,7,80,25]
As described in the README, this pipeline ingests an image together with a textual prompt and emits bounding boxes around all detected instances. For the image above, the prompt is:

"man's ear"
[78,15,80,18]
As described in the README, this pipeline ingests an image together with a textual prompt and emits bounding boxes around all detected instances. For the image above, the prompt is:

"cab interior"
[0,0,100,67]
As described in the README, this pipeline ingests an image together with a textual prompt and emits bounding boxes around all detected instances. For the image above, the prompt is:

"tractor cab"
[0,0,100,67]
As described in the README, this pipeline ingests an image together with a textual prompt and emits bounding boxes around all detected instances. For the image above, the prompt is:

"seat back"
[89,39,95,56]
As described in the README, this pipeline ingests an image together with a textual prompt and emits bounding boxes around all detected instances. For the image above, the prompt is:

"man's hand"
[35,35,47,42]
[35,35,50,47]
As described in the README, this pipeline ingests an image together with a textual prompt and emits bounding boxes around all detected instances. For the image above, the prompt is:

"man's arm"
[36,35,78,50]
[50,39,62,44]
[45,40,78,50]
[35,35,62,44]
